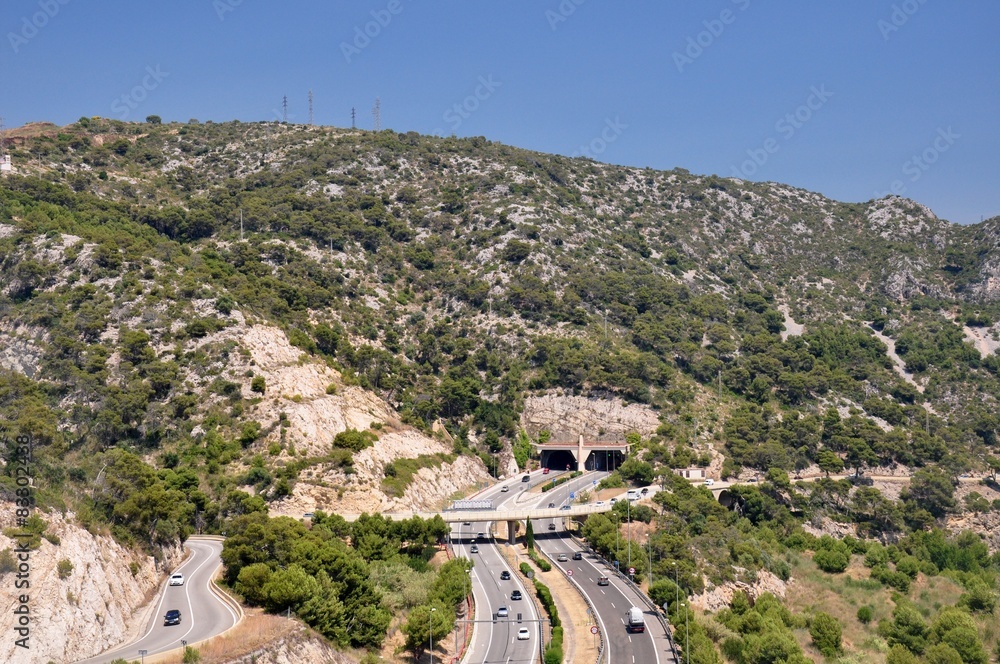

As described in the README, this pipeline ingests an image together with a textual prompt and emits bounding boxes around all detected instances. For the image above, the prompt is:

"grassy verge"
[381,453,456,497]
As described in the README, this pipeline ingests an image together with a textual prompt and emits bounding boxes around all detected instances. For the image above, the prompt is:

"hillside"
[2,117,1000,662]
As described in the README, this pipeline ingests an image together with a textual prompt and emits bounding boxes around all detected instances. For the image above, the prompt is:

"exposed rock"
[691,570,787,613]
[521,393,660,442]
[0,324,45,378]
[0,513,181,664]
[219,630,355,664]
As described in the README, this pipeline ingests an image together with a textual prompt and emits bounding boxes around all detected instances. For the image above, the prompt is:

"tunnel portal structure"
[533,435,630,472]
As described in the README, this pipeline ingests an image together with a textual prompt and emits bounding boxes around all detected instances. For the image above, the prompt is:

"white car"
[169,573,184,587]
[501,485,509,492]
[704,479,715,486]
[497,606,509,618]
[517,627,530,641]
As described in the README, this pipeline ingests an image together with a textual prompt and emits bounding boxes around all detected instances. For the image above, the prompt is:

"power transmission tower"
[351,107,356,129]
[372,97,381,131]
[308,90,314,125]
[282,95,288,123]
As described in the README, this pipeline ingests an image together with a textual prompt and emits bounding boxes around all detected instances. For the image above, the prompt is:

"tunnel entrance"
[543,449,577,471]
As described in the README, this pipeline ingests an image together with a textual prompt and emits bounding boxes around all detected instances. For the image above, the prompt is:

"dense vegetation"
[2,117,1000,659]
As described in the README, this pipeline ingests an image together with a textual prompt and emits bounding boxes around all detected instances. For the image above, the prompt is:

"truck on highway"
[625,606,645,633]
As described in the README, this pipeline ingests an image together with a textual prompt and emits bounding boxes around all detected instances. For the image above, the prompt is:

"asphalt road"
[456,471,556,664]
[76,537,239,664]
[529,473,679,664]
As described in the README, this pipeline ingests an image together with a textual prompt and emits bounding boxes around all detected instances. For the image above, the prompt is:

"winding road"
[76,537,240,664]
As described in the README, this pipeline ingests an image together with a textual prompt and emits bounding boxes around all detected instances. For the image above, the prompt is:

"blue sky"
[2,0,998,224]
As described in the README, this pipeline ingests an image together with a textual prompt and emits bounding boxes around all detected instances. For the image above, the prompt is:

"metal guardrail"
[535,544,606,664]
[579,540,682,664]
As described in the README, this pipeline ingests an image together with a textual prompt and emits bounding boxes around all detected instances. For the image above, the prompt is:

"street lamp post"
[429,607,437,664]
[680,603,689,664]
[648,538,653,586]
[627,497,632,570]
[673,562,678,611]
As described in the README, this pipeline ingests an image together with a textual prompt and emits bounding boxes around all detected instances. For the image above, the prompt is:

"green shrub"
[857,605,874,624]
[814,548,849,574]
[251,375,266,393]
[57,558,74,579]
[810,612,842,657]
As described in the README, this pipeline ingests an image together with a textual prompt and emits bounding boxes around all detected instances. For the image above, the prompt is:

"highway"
[529,473,679,664]
[456,471,557,664]
[76,537,240,664]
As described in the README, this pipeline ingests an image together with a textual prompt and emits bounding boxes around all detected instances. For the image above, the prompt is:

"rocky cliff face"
[520,393,661,441]
[0,513,181,664]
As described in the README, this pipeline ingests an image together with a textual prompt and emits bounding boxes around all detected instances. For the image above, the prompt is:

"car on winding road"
[517,627,530,640]
[163,609,181,626]
[168,573,184,586]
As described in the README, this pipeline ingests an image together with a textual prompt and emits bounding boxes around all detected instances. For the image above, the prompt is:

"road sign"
[593,480,597,486]
[629,567,635,575]
[552,478,556,484]
[591,625,599,635]
[570,491,575,499]
[566,569,574,577]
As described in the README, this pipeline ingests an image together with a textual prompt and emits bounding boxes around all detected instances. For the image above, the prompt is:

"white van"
[626,489,640,501]
[704,478,715,486]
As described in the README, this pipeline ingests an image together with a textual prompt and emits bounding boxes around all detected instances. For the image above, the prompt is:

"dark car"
[164,609,181,626]
[521,475,530,482]
[500,570,511,580]
[548,502,555,508]
[573,552,583,560]
[547,523,556,530]
[511,590,522,600]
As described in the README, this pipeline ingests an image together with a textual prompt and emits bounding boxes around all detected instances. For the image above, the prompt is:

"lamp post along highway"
[429,607,436,664]
[673,561,678,610]
[627,496,631,570]
[681,603,689,664]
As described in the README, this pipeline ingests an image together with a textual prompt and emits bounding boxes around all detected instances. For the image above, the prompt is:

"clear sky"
[2,0,998,224]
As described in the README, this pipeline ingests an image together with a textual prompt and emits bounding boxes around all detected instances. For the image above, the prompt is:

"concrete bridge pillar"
[507,520,517,544]
[577,434,584,471]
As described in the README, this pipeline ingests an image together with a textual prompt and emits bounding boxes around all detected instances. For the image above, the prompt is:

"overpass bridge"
[359,502,615,544]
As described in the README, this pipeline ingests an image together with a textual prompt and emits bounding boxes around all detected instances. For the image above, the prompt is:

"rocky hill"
[2,117,1000,661]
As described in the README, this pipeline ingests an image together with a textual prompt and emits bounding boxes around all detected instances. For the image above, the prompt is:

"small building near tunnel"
[532,434,631,472]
